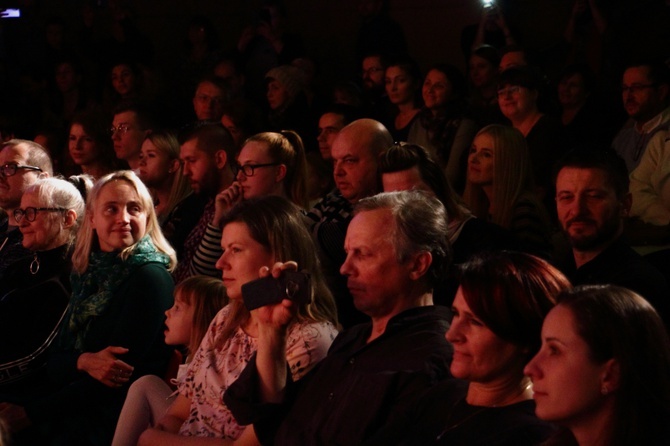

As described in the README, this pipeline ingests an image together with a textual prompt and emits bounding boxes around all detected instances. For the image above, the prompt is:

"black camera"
[242,271,311,311]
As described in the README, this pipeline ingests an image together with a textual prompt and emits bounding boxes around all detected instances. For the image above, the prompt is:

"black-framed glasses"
[621,83,657,94]
[0,163,43,178]
[13,207,66,223]
[232,162,281,177]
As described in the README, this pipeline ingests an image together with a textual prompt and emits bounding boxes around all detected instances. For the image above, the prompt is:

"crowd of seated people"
[1,0,670,444]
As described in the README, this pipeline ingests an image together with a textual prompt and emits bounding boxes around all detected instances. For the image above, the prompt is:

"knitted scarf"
[59,236,170,351]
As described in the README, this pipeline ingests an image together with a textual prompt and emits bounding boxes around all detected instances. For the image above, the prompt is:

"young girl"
[112,276,228,446]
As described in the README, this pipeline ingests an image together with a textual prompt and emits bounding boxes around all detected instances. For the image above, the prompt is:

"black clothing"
[563,237,670,323]
[0,226,31,283]
[162,192,208,262]
[0,245,71,394]
[366,380,555,446]
[225,306,454,445]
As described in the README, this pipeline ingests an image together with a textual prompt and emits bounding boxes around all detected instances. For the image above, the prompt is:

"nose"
[118,207,131,223]
[111,130,121,141]
[317,130,326,143]
[339,253,353,276]
[523,352,541,379]
[215,251,228,272]
[333,160,345,178]
[445,318,463,344]
[182,164,192,178]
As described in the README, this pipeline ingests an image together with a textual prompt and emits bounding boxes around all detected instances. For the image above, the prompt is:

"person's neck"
[466,375,532,407]
[81,163,107,179]
[367,291,433,343]
[397,101,417,114]
[561,102,585,125]
[573,232,620,269]
[512,111,542,137]
[126,156,141,171]
[567,401,615,446]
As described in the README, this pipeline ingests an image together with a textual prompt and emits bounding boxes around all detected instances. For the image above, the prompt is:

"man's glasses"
[110,124,133,135]
[0,163,42,178]
[13,207,66,223]
[232,162,281,177]
[497,86,523,97]
[621,84,657,95]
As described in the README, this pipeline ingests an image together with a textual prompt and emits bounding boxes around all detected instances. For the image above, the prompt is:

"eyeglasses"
[232,162,281,177]
[110,124,132,135]
[362,67,384,77]
[13,207,66,223]
[621,83,657,94]
[0,163,43,178]
[497,86,522,97]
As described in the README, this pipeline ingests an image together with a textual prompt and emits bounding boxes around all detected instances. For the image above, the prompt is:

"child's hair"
[175,275,228,358]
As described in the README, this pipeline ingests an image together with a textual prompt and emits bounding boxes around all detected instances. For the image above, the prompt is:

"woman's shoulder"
[287,318,339,344]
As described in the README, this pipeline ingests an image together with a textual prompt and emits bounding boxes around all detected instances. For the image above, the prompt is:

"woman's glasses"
[13,207,66,223]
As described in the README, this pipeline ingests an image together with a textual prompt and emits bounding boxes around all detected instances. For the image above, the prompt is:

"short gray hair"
[354,190,451,288]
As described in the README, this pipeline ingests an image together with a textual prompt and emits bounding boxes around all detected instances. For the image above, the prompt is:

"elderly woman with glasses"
[0,176,89,397]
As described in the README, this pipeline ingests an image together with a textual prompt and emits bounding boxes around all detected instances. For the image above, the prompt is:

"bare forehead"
[113,111,138,125]
[319,113,345,128]
[196,81,224,95]
[0,145,29,164]
[331,129,374,158]
[556,167,612,191]
[623,66,651,82]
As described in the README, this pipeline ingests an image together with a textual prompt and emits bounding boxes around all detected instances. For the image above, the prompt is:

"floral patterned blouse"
[178,304,338,439]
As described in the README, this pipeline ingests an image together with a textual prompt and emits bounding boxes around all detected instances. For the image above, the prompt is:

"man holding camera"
[225,190,454,444]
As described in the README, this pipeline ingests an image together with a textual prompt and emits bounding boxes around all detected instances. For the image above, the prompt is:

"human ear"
[408,251,432,281]
[214,150,228,170]
[600,358,620,395]
[63,210,77,229]
[275,164,287,183]
[167,159,181,174]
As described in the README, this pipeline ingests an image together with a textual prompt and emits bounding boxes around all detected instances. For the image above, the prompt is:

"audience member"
[384,56,422,142]
[111,103,155,171]
[499,44,529,72]
[379,142,516,267]
[213,53,247,102]
[225,190,453,444]
[264,65,314,146]
[554,149,670,321]
[306,118,393,327]
[0,171,176,445]
[463,125,553,257]
[498,66,567,203]
[525,285,670,445]
[220,99,266,149]
[557,63,620,150]
[629,131,670,240]
[612,61,670,172]
[360,52,393,123]
[316,104,359,162]
[0,178,86,396]
[137,130,192,224]
[172,123,236,283]
[408,63,477,191]
[68,109,120,179]
[0,140,53,282]
[369,251,570,445]
[138,196,338,444]
[191,76,227,122]
[112,276,228,446]
[467,45,502,126]
[229,130,309,210]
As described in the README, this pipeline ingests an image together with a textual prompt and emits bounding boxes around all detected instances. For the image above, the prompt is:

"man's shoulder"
[577,239,665,286]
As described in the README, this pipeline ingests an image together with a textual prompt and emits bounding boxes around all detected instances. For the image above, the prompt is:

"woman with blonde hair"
[463,124,552,255]
[137,130,192,223]
[139,195,338,445]
[0,171,177,445]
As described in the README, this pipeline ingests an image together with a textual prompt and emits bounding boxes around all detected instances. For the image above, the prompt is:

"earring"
[601,384,609,395]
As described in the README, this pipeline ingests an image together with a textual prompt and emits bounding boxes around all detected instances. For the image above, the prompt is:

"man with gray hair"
[225,190,454,444]
[0,139,52,280]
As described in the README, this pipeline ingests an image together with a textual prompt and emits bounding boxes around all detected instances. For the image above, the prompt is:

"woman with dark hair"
[525,285,670,446]
[385,56,422,142]
[408,64,477,190]
[138,196,338,444]
[68,109,120,178]
[497,65,566,203]
[367,251,570,445]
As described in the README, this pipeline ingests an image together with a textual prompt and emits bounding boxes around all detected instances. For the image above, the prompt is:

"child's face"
[164,294,194,346]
